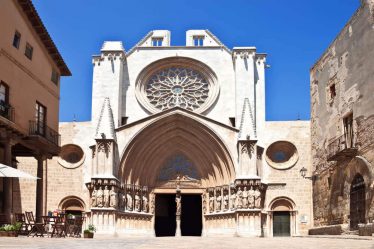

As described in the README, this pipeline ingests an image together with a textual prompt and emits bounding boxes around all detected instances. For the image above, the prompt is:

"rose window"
[145,67,209,111]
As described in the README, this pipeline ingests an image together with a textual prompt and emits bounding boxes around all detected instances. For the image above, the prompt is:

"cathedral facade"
[18,30,312,237]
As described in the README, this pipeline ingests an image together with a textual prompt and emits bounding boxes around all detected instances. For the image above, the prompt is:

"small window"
[12,31,21,49]
[329,84,336,99]
[152,38,163,47]
[25,43,33,60]
[51,69,60,85]
[35,102,46,135]
[121,116,128,125]
[229,117,236,127]
[193,36,204,46]
[0,82,9,104]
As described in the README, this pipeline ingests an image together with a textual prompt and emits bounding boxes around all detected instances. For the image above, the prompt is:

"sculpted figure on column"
[242,187,248,208]
[109,186,118,208]
[209,192,215,213]
[223,191,229,211]
[216,191,222,212]
[230,188,236,210]
[135,191,141,212]
[91,188,97,208]
[149,194,155,214]
[254,187,261,208]
[126,192,133,211]
[176,195,181,215]
[142,194,149,212]
[103,186,110,207]
[97,186,104,208]
[236,187,243,209]
[248,186,255,208]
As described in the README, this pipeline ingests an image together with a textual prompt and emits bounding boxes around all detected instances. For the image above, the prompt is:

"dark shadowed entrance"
[181,194,202,236]
[273,211,290,237]
[350,174,365,230]
[155,194,176,236]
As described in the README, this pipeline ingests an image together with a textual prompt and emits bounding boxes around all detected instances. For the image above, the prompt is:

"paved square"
[0,236,373,249]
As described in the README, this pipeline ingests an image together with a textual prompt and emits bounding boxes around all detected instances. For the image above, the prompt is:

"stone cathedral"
[18,30,312,237]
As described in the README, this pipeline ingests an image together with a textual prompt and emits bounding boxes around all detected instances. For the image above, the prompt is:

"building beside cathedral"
[16,30,312,237]
[310,0,374,234]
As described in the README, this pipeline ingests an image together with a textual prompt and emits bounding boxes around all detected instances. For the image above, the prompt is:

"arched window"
[157,154,200,181]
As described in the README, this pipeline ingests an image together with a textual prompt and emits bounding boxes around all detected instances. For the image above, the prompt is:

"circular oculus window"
[135,57,219,114]
[58,144,85,169]
[265,141,298,170]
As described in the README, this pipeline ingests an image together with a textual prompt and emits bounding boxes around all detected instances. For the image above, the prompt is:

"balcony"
[0,101,15,122]
[327,132,357,161]
[29,120,60,146]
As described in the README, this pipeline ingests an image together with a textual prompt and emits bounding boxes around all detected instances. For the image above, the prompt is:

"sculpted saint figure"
[223,192,229,211]
[248,186,255,209]
[254,187,261,208]
[236,187,243,209]
[91,188,97,208]
[209,193,215,213]
[135,191,141,212]
[103,186,110,207]
[216,192,222,212]
[242,187,249,208]
[149,194,155,214]
[230,189,236,210]
[175,195,181,215]
[126,192,133,211]
[142,195,149,212]
[109,186,118,208]
[97,186,104,208]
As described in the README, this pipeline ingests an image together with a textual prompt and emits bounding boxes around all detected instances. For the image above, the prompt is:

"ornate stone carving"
[142,194,149,213]
[254,187,261,208]
[109,186,118,208]
[97,140,111,157]
[223,189,229,211]
[134,191,141,212]
[91,188,97,208]
[209,191,215,213]
[248,186,255,209]
[103,186,110,207]
[236,187,243,209]
[97,186,104,208]
[146,67,209,112]
[126,192,133,211]
[175,194,181,215]
[149,194,155,214]
[230,188,236,210]
[216,189,222,212]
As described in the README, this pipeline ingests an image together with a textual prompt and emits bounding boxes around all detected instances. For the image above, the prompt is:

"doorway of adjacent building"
[273,211,290,237]
[181,194,202,236]
[350,174,365,230]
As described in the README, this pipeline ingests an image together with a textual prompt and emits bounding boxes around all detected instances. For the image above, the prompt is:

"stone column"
[175,192,181,237]
[3,140,14,220]
[35,155,46,222]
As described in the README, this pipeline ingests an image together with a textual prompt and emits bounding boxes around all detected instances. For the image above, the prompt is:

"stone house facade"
[310,0,374,231]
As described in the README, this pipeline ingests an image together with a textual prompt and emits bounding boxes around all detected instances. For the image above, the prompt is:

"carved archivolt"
[135,57,219,114]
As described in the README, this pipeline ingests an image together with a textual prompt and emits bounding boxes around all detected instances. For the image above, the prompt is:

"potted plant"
[83,224,96,238]
[0,222,22,237]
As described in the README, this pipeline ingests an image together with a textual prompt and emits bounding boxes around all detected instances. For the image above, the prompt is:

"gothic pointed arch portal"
[118,110,236,188]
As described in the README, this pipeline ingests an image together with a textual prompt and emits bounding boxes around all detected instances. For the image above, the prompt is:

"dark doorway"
[155,194,176,237]
[273,211,290,237]
[181,194,202,236]
[350,174,365,230]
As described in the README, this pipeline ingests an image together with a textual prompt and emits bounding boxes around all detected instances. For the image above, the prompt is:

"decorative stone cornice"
[232,47,256,60]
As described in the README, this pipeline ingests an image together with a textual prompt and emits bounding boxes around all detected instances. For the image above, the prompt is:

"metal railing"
[327,132,357,160]
[29,120,60,146]
[0,101,15,122]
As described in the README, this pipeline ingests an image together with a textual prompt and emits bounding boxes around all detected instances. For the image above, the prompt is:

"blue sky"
[33,0,360,122]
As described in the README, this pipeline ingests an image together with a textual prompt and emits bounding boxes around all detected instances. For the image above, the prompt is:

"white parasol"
[0,163,39,179]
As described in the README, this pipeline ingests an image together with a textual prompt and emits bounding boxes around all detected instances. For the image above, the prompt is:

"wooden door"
[273,211,290,237]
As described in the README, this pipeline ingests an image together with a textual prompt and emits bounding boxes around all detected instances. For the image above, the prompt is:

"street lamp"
[300,166,313,180]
